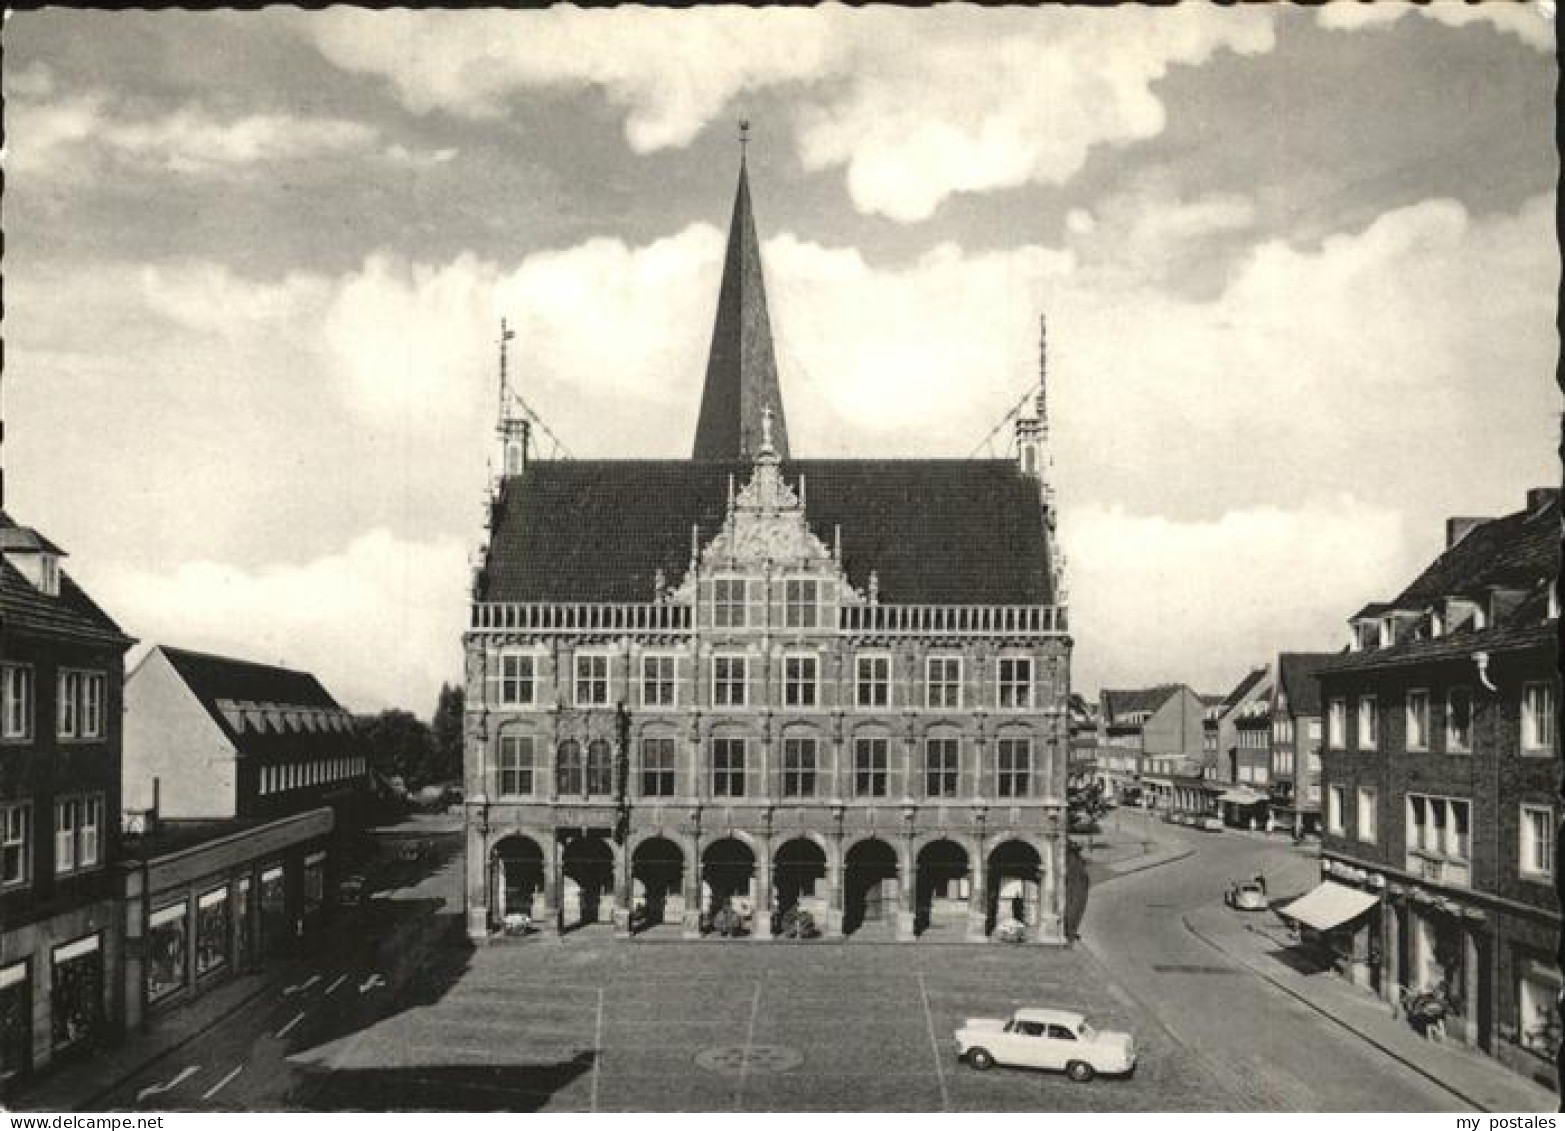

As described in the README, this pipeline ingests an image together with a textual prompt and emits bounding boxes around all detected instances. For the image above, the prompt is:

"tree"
[356,709,434,789]
[429,683,465,785]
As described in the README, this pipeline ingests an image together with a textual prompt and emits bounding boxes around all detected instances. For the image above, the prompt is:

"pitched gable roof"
[1394,493,1559,608]
[0,510,132,647]
[1276,652,1337,717]
[1100,684,1185,722]
[480,458,1054,606]
[1219,667,1269,712]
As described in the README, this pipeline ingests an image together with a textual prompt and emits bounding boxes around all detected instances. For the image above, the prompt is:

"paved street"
[87,812,1481,1112]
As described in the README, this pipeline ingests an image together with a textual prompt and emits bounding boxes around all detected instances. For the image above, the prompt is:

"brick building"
[1267,652,1336,837]
[1305,488,1559,1091]
[0,512,134,1089]
[1097,684,1203,806]
[462,148,1072,945]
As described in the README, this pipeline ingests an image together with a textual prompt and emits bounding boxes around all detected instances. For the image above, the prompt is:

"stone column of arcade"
[543,834,562,935]
[752,838,773,939]
[683,833,704,939]
[897,834,917,941]
[613,842,633,938]
[1037,839,1063,944]
[824,836,845,937]
[966,840,988,942]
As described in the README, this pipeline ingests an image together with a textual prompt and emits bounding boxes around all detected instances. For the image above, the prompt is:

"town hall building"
[461,144,1072,944]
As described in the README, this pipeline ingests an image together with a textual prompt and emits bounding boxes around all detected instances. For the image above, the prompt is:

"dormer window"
[1,526,66,597]
[1429,609,1444,639]
[39,555,59,596]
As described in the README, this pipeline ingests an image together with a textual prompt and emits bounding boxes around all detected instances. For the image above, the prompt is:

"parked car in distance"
[1197,816,1224,832]
[955,1008,1136,1082]
[1224,881,1268,912]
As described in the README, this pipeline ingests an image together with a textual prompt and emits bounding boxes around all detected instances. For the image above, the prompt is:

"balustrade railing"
[840,603,1067,636]
[470,600,1066,636]
[470,602,692,632]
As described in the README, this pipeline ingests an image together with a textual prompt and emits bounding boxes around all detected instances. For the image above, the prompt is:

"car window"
[1047,1024,1077,1041]
[1017,1021,1047,1037]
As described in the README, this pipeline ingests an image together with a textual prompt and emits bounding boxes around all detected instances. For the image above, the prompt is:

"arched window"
[557,740,583,796]
[586,739,614,796]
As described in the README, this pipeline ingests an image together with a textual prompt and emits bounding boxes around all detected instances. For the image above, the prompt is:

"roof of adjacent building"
[1219,667,1269,711]
[692,154,789,462]
[479,458,1054,605]
[1099,684,1186,722]
[1275,652,1338,716]
[1319,619,1554,675]
[154,645,359,758]
[0,509,132,647]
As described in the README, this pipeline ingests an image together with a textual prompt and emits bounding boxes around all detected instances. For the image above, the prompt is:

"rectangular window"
[81,675,104,739]
[1406,690,1429,751]
[1,665,32,740]
[500,653,535,706]
[1446,688,1472,753]
[1328,699,1346,749]
[497,735,535,798]
[998,657,1033,709]
[997,737,1032,797]
[1521,805,1554,878]
[784,579,819,629]
[56,671,79,738]
[147,901,189,1002]
[713,579,747,629]
[54,799,77,874]
[925,737,959,798]
[1,804,28,889]
[856,655,890,709]
[1356,787,1377,843]
[556,741,584,796]
[641,655,677,709]
[1407,794,1472,862]
[712,738,746,797]
[1523,683,1556,753]
[782,737,817,798]
[713,655,748,708]
[783,654,818,708]
[1357,696,1378,751]
[585,740,614,796]
[926,656,963,710]
[1327,786,1345,835]
[854,737,888,797]
[574,654,610,707]
[78,797,100,868]
[641,737,676,798]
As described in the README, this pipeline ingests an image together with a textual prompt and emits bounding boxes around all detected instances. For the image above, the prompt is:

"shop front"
[1279,871,1382,989]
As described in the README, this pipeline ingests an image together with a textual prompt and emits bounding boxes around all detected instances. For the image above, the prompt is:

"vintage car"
[1197,816,1224,832]
[1224,881,1268,911]
[955,1008,1136,1081]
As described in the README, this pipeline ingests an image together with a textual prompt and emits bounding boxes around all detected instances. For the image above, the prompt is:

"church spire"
[692,121,790,461]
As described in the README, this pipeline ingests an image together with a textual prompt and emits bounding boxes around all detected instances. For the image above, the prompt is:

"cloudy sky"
[2,4,1557,712]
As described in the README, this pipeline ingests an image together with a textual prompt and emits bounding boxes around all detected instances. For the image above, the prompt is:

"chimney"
[1525,487,1559,514]
[1445,517,1489,548]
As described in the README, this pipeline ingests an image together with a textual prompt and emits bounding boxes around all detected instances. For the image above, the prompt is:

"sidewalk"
[1185,903,1558,1113]
[12,963,290,1112]
[1079,809,1193,881]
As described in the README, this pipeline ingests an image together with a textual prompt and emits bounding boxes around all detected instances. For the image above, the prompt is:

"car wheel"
[967,1048,995,1071]
[1066,1060,1095,1083]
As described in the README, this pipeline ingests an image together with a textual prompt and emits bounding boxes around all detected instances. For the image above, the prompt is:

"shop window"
[147,901,189,1002]
[51,935,103,1053]
[302,853,326,925]
[1519,958,1563,1060]
[781,737,817,798]
[258,866,287,957]
[0,961,29,1083]
[196,887,229,977]
[234,877,253,971]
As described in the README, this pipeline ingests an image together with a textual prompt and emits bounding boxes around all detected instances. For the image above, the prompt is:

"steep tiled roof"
[692,156,789,462]
[479,459,1054,605]
[1219,668,1269,711]
[1276,652,1337,716]
[1394,493,1559,607]
[157,645,358,759]
[0,510,132,646]
[1318,621,1554,674]
[1100,684,1184,722]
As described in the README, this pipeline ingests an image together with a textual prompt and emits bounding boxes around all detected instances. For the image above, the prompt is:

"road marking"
[284,974,321,996]
[733,980,763,1109]
[136,1065,199,1103]
[590,987,604,1113]
[359,973,386,994]
[324,973,348,996]
[917,972,950,1112]
[276,1011,306,1039]
[201,1066,243,1100]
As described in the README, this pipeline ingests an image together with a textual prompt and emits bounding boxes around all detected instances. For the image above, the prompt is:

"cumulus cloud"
[1062,498,1408,693]
[297,6,1275,220]
[1315,0,1554,51]
[3,66,444,181]
[96,530,471,712]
